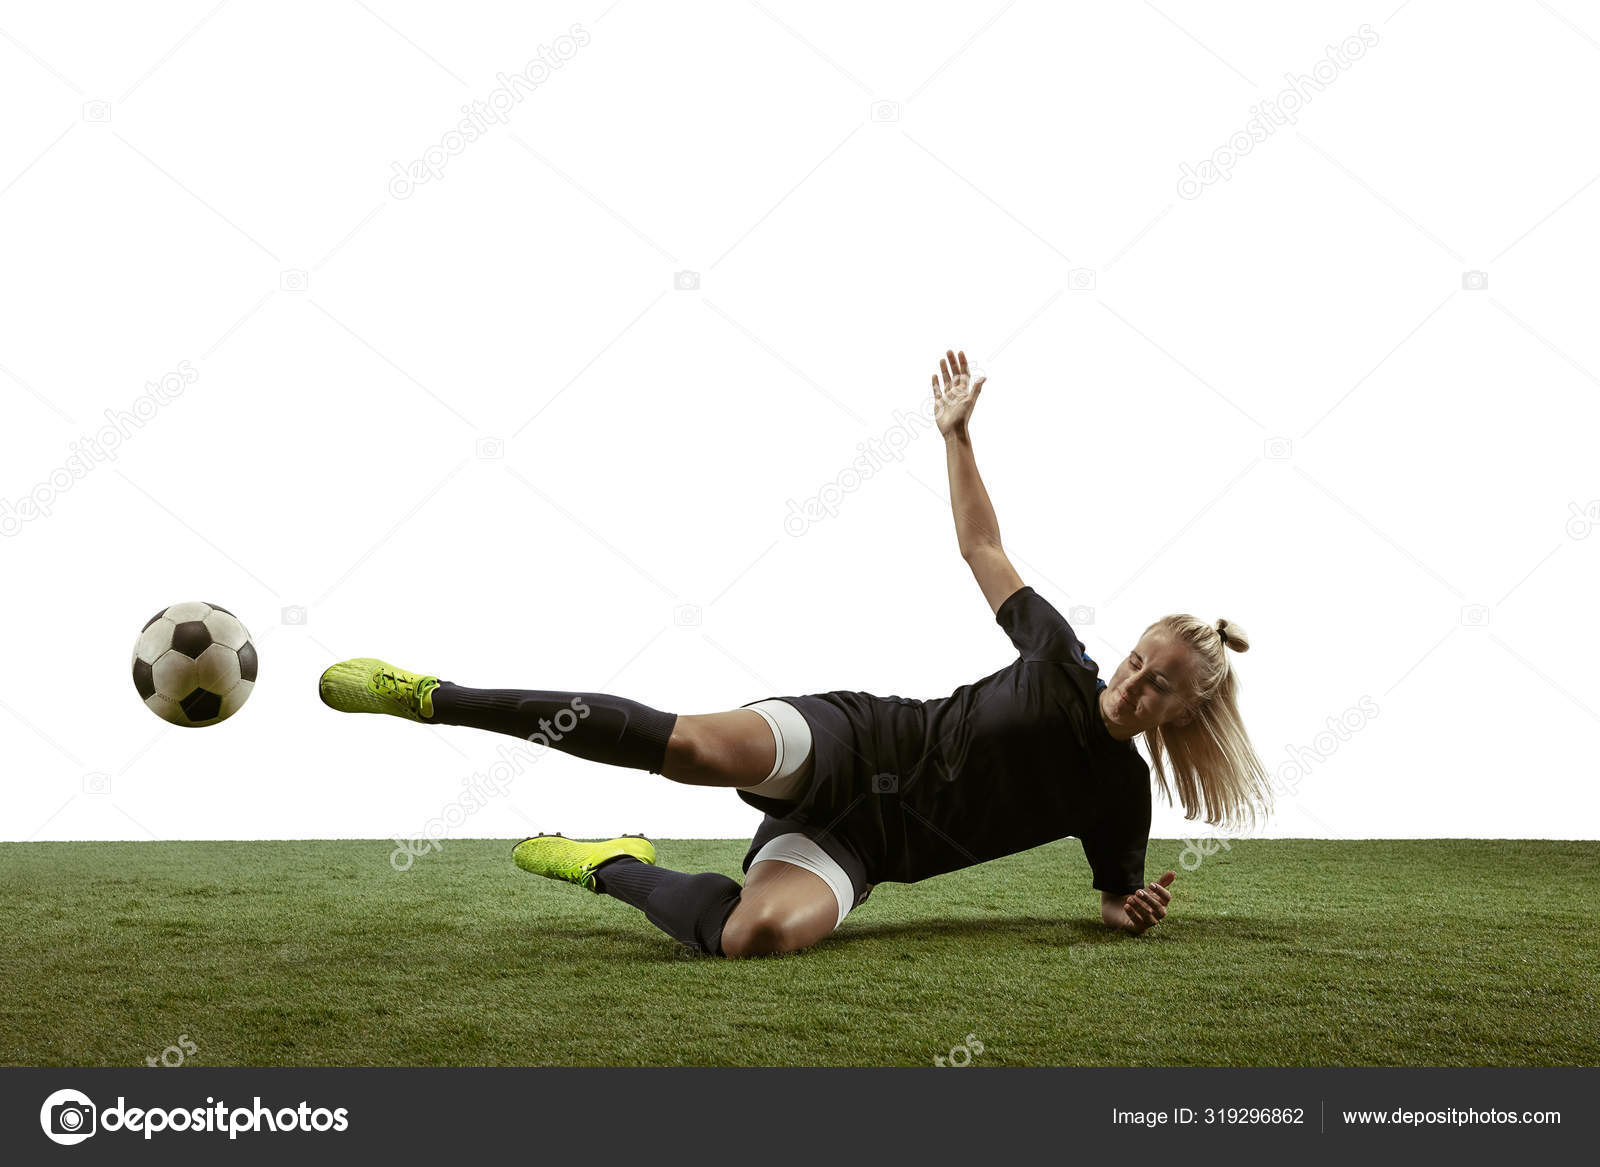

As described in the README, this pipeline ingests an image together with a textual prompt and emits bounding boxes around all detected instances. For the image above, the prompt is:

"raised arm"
[933,348,1022,615]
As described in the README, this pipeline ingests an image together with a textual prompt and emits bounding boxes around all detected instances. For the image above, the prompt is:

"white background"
[2,1,1596,849]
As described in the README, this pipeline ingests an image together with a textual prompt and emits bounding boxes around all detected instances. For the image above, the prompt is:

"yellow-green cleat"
[511,833,657,894]
[318,658,441,721]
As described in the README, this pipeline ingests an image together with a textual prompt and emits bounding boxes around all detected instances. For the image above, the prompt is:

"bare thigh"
[719,859,841,958]
[661,710,777,788]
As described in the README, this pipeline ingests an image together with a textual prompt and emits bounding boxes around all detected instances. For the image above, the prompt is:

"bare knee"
[661,717,705,782]
[720,901,802,959]
[661,711,770,788]
[662,716,735,786]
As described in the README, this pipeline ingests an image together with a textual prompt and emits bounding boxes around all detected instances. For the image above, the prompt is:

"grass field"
[2,838,1595,1066]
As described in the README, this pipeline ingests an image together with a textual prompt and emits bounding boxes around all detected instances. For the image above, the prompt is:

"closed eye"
[1130,652,1171,693]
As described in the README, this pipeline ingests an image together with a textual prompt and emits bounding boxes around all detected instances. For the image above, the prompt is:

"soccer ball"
[131,602,257,726]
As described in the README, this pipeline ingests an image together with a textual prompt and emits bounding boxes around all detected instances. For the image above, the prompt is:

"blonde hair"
[1139,615,1273,831]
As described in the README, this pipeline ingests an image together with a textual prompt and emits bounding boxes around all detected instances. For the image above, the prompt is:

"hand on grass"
[1120,872,1176,935]
[933,348,985,438]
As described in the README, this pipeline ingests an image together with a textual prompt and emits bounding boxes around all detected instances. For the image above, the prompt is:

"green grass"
[1,838,1594,1066]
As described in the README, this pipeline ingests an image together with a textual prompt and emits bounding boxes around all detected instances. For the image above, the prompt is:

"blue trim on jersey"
[1085,653,1105,692]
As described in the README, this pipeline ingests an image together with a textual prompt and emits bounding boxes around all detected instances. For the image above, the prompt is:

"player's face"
[1099,629,1197,738]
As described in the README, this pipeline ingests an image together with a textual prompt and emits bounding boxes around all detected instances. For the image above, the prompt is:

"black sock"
[427,683,679,775]
[593,857,742,956]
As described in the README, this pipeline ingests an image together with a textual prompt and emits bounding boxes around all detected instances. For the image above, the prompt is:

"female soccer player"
[319,349,1272,958]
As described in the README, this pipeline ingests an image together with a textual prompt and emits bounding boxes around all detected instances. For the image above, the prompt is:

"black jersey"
[737,586,1151,896]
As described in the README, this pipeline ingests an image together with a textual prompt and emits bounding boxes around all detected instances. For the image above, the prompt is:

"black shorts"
[741,813,876,911]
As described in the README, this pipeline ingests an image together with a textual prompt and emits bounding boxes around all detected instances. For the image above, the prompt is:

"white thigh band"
[748,831,856,929]
[737,699,814,800]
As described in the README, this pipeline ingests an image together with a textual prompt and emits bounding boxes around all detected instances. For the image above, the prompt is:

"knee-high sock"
[592,857,742,956]
[426,683,679,775]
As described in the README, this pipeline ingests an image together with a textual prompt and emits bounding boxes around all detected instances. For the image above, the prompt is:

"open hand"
[933,348,985,438]
[1121,871,1176,935]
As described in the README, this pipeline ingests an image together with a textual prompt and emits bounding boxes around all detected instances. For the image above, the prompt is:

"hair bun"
[1216,618,1249,653]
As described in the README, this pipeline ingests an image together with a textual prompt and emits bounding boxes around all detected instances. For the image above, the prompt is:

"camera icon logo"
[674,270,700,291]
[82,772,112,797]
[280,269,309,293]
[281,605,308,626]
[1068,268,1097,291]
[1068,604,1095,626]
[40,1089,97,1145]
[871,772,899,794]
[476,437,504,460]
[1460,604,1489,627]
[1264,437,1293,460]
[673,603,702,627]
[82,100,112,123]
[871,100,901,122]
[1461,270,1488,291]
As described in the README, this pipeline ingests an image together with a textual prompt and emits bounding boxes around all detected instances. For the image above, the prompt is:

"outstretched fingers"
[939,348,971,389]
[934,349,983,412]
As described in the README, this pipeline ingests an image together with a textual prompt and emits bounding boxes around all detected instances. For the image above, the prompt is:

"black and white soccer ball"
[131,602,257,726]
